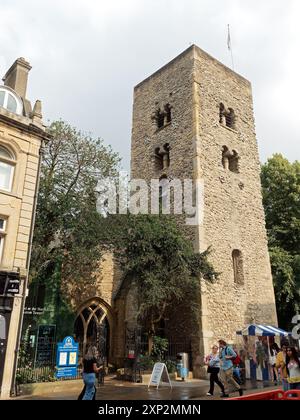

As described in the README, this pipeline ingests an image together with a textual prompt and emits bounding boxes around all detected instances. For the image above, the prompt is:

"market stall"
[236,324,291,381]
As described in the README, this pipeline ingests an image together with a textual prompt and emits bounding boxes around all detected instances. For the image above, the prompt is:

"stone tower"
[130,45,277,372]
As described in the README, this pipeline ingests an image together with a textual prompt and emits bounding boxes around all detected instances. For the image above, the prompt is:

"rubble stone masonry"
[130,45,277,374]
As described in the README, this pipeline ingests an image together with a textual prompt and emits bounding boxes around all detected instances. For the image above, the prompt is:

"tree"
[28,121,120,337]
[261,154,300,328]
[111,214,218,351]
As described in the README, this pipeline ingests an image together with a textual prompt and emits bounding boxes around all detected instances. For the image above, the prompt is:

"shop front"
[236,324,291,381]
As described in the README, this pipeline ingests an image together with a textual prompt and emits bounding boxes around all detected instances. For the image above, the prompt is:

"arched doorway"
[74,299,113,365]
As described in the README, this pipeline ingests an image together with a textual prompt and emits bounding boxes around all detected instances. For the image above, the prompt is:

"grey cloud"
[0,0,299,171]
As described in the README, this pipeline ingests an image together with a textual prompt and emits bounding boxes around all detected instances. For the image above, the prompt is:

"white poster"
[69,352,77,365]
[59,352,67,366]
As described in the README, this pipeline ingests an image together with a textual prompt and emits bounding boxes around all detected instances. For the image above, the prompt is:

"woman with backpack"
[218,339,243,397]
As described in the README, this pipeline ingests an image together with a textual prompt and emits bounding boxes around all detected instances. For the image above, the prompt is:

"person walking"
[204,345,226,397]
[269,342,280,385]
[286,346,300,390]
[218,339,243,397]
[275,341,289,391]
[81,345,102,400]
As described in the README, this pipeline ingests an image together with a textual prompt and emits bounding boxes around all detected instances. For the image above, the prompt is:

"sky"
[0,0,299,170]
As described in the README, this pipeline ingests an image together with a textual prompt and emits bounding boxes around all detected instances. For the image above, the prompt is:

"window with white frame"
[0,217,7,263]
[0,145,15,192]
[0,87,23,115]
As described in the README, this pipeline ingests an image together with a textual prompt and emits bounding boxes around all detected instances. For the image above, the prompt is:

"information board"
[148,362,172,389]
[35,324,56,366]
[56,336,79,378]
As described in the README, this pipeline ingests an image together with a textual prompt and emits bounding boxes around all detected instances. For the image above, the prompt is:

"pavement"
[11,375,281,400]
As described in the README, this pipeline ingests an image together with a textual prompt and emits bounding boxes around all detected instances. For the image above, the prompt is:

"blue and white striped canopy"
[236,324,291,337]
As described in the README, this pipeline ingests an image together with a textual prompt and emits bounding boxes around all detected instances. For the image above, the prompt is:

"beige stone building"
[0,58,49,398]
[130,44,277,373]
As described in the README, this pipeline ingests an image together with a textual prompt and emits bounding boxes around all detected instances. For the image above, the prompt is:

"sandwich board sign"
[148,362,172,389]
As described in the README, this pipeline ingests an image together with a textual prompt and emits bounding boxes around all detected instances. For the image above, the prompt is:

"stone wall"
[192,47,277,353]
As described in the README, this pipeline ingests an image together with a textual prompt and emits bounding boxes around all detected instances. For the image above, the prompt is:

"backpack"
[232,355,241,366]
[224,346,236,361]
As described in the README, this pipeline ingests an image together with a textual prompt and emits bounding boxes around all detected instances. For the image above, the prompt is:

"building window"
[0,145,15,192]
[152,103,172,129]
[0,218,7,263]
[219,103,236,130]
[222,146,239,173]
[154,143,170,171]
[232,249,244,285]
[0,87,23,115]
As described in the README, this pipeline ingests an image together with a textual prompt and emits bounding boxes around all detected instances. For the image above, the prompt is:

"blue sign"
[56,336,79,378]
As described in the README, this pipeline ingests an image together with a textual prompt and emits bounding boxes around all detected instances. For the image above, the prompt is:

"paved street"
[12,375,280,400]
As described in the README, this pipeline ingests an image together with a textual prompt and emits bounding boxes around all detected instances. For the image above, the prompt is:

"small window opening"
[222,146,239,173]
[219,103,236,130]
[165,103,172,123]
[152,104,172,129]
[154,143,170,171]
[232,249,244,285]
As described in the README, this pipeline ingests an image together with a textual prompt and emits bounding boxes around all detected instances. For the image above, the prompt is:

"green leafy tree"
[28,121,120,337]
[112,214,218,351]
[261,154,300,328]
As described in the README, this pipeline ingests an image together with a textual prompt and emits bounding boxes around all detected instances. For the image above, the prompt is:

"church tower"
[130,45,277,374]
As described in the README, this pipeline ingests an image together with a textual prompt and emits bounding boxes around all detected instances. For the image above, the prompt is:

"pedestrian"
[269,342,280,385]
[286,346,300,390]
[218,339,243,397]
[81,345,102,400]
[232,351,242,385]
[275,341,289,391]
[204,344,226,397]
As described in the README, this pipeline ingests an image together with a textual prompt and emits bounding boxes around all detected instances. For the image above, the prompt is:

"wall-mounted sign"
[35,324,56,366]
[0,272,20,295]
[56,336,79,379]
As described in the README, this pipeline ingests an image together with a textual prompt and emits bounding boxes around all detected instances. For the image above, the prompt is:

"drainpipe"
[10,139,44,396]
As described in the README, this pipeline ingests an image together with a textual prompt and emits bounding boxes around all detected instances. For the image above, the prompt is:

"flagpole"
[227,24,235,71]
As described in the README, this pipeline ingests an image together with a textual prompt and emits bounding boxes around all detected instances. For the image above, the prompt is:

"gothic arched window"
[219,103,236,130]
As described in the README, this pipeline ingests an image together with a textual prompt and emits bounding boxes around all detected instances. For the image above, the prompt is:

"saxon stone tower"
[131,45,277,372]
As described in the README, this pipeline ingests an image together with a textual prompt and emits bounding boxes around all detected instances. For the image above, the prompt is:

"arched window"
[219,103,236,130]
[0,87,23,115]
[154,143,170,171]
[232,249,244,285]
[222,146,239,173]
[0,145,16,192]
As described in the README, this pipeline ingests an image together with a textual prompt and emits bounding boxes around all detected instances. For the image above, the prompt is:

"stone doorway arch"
[74,298,114,365]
